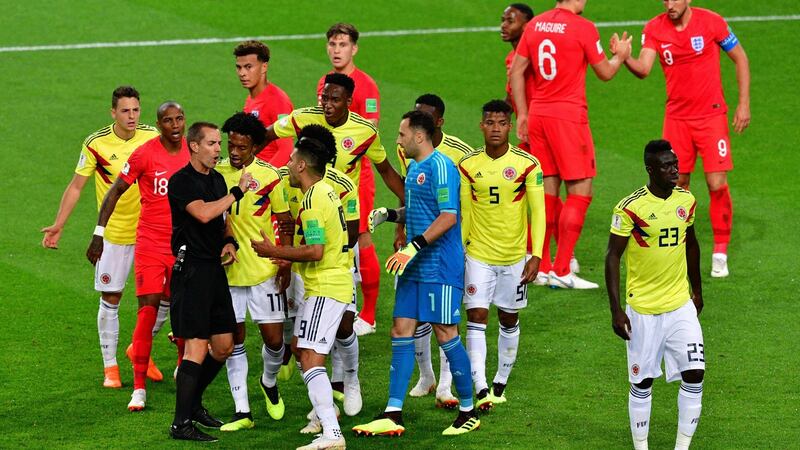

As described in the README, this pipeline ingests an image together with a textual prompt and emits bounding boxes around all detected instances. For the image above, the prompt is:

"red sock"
[553,194,592,276]
[553,195,563,243]
[358,245,380,326]
[539,194,561,273]
[132,305,157,390]
[709,184,732,254]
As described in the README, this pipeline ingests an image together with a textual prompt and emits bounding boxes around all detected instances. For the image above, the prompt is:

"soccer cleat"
[170,420,218,442]
[343,376,363,416]
[532,271,549,286]
[442,409,480,436]
[278,355,296,381]
[193,406,224,428]
[127,388,146,412]
[548,271,599,289]
[475,388,494,411]
[353,316,376,336]
[332,389,345,403]
[490,383,508,405]
[352,413,405,437]
[125,343,163,382]
[259,377,285,420]
[711,253,729,278]
[296,434,346,450]
[103,365,122,388]
[409,378,436,397]
[435,390,460,409]
[570,255,581,274]
[302,406,340,434]
[220,412,255,432]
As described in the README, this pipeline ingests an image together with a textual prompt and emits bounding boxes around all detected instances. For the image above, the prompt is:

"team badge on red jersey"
[466,284,477,296]
[631,364,640,376]
[250,110,260,118]
[416,172,426,185]
[676,206,688,220]
[691,36,704,52]
[503,167,517,180]
[342,137,355,150]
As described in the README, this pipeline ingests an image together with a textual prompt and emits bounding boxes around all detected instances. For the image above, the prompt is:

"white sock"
[494,320,520,386]
[466,321,488,392]
[226,343,250,413]
[97,298,119,367]
[151,300,170,336]
[629,384,652,447]
[282,318,294,351]
[414,323,435,382]
[437,346,453,394]
[261,344,284,389]
[676,381,703,449]
[330,343,344,384]
[303,367,342,440]
[335,332,359,383]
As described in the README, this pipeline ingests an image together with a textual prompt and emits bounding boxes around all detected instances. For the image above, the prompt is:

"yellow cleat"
[475,394,494,412]
[442,411,480,436]
[489,391,507,405]
[352,417,405,437]
[103,365,122,388]
[220,413,255,432]
[277,356,296,381]
[260,378,285,420]
[332,389,345,403]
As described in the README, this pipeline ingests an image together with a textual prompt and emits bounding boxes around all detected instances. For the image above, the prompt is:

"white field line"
[1,14,798,54]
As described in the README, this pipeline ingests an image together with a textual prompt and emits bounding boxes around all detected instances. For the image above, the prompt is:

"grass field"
[2,1,799,448]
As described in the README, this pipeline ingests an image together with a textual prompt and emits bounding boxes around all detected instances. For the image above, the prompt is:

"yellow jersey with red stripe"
[396,132,473,176]
[75,123,159,245]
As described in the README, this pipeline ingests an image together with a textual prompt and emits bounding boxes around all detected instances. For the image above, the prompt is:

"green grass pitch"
[1,0,798,448]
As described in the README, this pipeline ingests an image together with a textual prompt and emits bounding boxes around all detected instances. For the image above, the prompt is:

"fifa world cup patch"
[77,153,87,169]
[611,214,622,230]
[121,162,130,175]
[536,172,543,185]
[303,219,326,244]
[366,98,378,113]
[347,199,357,214]
[437,188,449,203]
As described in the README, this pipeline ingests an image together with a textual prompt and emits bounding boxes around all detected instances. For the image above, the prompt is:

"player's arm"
[252,229,324,262]
[590,32,632,81]
[509,53,531,142]
[458,164,472,248]
[374,159,405,202]
[522,176,546,283]
[605,233,631,340]
[685,225,703,315]
[183,170,253,224]
[86,177,132,265]
[623,48,657,79]
[42,173,90,249]
[726,44,751,133]
[272,210,296,291]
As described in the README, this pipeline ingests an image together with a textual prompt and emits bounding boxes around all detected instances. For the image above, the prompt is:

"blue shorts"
[394,278,462,325]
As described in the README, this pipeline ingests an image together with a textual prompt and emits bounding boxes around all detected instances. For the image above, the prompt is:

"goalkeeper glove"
[368,207,398,233]
[386,235,427,276]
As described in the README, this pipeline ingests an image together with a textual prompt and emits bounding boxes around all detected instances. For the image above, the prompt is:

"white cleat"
[302,405,340,434]
[409,378,436,397]
[296,434,346,450]
[532,271,549,286]
[570,256,580,274]
[353,317,376,336]
[711,253,729,278]
[548,271,599,289]
[435,389,459,409]
[343,377,362,416]
[127,388,146,412]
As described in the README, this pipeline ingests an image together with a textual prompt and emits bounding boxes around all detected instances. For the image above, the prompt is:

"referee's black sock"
[192,354,225,412]
[174,360,202,426]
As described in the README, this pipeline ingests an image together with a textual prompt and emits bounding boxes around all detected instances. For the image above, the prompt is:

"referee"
[167,121,252,442]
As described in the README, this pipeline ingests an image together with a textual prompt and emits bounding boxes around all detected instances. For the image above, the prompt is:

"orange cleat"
[103,365,122,388]
[126,343,163,382]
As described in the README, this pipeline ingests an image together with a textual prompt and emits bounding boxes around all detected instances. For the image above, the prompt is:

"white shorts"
[230,276,286,324]
[286,271,304,319]
[626,300,705,384]
[94,241,135,292]
[352,242,361,284]
[463,255,528,312]
[294,296,347,354]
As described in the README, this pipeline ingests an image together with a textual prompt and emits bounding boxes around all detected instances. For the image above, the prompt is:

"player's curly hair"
[415,93,445,117]
[298,125,337,164]
[221,112,267,147]
[233,40,270,62]
[482,99,513,116]
[324,73,355,97]
[644,139,673,164]
[508,3,535,21]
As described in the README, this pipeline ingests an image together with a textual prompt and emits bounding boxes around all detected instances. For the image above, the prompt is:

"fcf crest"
[416,172,426,185]
[503,167,517,180]
[341,137,355,150]
[690,36,704,52]
[676,206,688,221]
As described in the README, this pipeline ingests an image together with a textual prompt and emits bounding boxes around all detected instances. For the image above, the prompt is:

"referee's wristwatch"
[224,236,239,250]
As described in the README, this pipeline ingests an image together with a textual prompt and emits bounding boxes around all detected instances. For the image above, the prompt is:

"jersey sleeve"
[119,146,145,185]
[458,161,472,246]
[433,158,459,214]
[714,15,739,52]
[167,172,199,212]
[342,186,359,222]
[582,22,605,65]
[641,19,658,51]
[610,203,634,237]
[269,170,289,214]
[75,144,96,177]
[525,163,546,258]
[685,197,697,227]
[364,130,387,164]
[396,145,409,177]
[359,78,380,121]
[272,109,304,139]
[516,24,534,59]
[300,207,327,245]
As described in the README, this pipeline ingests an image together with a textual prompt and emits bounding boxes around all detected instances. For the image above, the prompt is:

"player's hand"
[251,228,276,258]
[733,103,750,134]
[41,224,63,249]
[516,113,528,143]
[277,216,295,238]
[611,308,632,341]
[613,32,633,60]
[368,207,389,233]
[520,256,541,284]
[275,263,291,292]
[692,293,704,316]
[385,244,418,276]
[393,224,406,251]
[220,243,238,266]
[86,234,104,265]
[609,32,620,54]
[237,169,253,193]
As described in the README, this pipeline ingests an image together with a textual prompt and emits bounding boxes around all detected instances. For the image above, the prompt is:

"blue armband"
[719,32,739,52]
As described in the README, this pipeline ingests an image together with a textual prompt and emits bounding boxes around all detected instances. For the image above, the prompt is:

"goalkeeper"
[353,111,478,437]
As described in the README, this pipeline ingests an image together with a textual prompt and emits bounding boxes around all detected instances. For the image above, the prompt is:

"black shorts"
[170,259,236,339]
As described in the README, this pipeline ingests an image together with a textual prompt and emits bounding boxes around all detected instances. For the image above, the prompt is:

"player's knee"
[467,308,489,324]
[681,369,704,384]
[432,323,459,344]
[497,309,519,328]
[263,334,283,351]
[634,378,654,389]
[337,311,355,338]
[212,341,234,361]
[233,323,246,345]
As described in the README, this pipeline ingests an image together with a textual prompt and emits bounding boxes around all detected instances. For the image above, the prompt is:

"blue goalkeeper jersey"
[403,150,464,286]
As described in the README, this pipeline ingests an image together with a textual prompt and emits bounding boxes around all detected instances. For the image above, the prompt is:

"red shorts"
[528,115,596,180]
[134,251,174,297]
[663,114,732,173]
[358,160,376,234]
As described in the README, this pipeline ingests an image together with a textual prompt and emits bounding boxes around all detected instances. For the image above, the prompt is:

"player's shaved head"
[415,94,446,118]
[157,101,183,120]
[644,139,674,165]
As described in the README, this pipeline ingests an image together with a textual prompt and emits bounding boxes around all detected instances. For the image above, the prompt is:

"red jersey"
[505,48,536,115]
[517,8,605,123]
[119,136,189,254]
[643,8,737,120]
[243,82,294,165]
[317,67,380,121]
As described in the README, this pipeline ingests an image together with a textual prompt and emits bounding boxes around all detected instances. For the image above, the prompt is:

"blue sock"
[386,337,416,410]
[441,335,474,410]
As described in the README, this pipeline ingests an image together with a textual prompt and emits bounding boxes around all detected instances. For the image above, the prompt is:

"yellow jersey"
[272,107,386,186]
[610,186,697,315]
[217,158,289,286]
[297,181,352,304]
[75,123,159,245]
[396,132,473,176]
[459,145,546,264]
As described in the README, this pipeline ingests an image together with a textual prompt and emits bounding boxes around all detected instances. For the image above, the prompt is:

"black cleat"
[170,421,218,442]
[193,406,224,429]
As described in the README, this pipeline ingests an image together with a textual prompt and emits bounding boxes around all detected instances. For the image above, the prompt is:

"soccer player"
[86,101,189,411]
[42,86,158,388]
[501,3,535,120]
[168,122,250,442]
[605,139,704,450]
[509,0,632,289]
[251,135,351,450]
[215,112,293,431]
[353,111,478,437]
[620,0,750,278]
[316,26,382,334]
[394,94,473,408]
[459,100,545,409]
[234,40,295,166]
